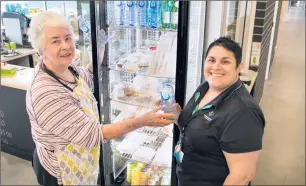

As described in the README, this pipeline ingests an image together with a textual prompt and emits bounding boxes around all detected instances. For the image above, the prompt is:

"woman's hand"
[102,106,177,140]
[137,106,177,127]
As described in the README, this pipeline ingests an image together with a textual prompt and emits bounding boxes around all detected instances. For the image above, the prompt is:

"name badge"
[174,141,184,163]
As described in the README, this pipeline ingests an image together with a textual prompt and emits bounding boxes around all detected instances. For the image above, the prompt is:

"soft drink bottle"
[170,1,179,29]
[161,0,171,29]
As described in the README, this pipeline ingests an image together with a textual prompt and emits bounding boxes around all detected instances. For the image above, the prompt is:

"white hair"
[27,11,75,54]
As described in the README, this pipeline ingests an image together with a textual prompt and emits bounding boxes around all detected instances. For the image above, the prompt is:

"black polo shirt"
[176,80,265,185]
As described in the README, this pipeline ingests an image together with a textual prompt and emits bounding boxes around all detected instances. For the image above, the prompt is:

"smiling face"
[204,46,241,92]
[41,27,75,68]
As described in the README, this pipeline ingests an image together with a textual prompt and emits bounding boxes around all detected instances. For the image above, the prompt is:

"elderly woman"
[26,11,176,186]
[175,37,265,185]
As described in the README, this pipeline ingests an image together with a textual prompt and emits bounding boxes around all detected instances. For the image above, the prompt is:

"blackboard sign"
[0,86,34,160]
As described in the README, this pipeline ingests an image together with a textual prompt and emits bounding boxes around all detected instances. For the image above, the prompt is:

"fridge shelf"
[110,96,160,109]
[109,68,176,81]
[108,25,177,33]
[114,129,168,164]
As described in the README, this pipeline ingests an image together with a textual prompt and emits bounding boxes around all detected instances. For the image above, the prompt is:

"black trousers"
[32,148,62,186]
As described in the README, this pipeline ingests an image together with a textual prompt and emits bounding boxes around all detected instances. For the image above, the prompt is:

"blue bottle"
[10,4,16,12]
[5,4,11,12]
[137,1,147,27]
[116,1,125,25]
[78,16,90,34]
[126,1,136,26]
[160,82,179,120]
[147,1,161,28]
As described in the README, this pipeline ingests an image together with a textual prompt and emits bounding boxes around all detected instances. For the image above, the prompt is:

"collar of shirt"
[178,79,243,129]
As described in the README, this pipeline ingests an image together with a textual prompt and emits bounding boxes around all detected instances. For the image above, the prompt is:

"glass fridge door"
[96,1,183,185]
[185,1,207,102]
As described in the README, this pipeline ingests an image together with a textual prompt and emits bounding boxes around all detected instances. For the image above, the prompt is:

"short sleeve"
[220,107,265,153]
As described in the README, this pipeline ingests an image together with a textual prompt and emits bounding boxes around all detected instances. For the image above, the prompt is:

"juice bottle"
[131,167,141,185]
[139,168,149,185]
[137,162,145,169]
[127,160,137,183]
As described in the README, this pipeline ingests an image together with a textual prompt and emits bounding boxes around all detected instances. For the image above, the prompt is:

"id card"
[174,141,184,163]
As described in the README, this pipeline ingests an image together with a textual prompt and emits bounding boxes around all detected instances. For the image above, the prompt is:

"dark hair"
[205,37,242,68]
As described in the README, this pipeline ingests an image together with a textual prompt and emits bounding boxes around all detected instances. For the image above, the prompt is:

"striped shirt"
[26,63,103,184]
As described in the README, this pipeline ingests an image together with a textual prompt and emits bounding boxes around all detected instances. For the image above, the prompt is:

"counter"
[1,64,35,161]
[1,48,37,67]
[241,70,258,96]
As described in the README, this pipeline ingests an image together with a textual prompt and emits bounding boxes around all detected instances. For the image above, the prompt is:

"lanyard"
[40,62,79,92]
[181,81,243,139]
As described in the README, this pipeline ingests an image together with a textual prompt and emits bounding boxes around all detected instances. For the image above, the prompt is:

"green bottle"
[161,0,171,29]
[170,1,178,29]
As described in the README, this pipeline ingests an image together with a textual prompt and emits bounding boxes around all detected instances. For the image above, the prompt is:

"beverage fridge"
[87,1,207,185]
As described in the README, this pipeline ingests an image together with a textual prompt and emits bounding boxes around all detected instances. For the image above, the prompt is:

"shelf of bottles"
[104,1,178,185]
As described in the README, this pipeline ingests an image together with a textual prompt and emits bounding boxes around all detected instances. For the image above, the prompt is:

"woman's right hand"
[137,106,177,127]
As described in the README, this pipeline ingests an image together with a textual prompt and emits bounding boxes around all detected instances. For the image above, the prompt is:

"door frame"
[265,1,279,80]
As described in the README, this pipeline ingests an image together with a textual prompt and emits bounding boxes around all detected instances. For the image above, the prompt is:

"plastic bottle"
[126,1,136,26]
[97,29,108,48]
[115,1,125,25]
[127,160,137,183]
[170,1,179,29]
[160,82,179,119]
[160,82,175,105]
[161,0,171,29]
[137,1,147,27]
[147,1,161,28]
[78,16,90,34]
[107,1,115,25]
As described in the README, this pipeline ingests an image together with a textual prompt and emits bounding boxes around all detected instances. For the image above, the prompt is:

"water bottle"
[160,82,179,119]
[147,1,161,28]
[97,29,108,48]
[126,1,136,26]
[10,4,16,12]
[137,1,147,27]
[16,3,22,14]
[115,1,125,25]
[78,16,90,34]
[5,4,11,12]
[107,1,115,25]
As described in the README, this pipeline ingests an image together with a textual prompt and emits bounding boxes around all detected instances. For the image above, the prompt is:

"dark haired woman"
[175,37,265,185]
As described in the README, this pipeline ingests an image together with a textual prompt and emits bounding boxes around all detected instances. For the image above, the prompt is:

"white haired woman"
[26,11,177,186]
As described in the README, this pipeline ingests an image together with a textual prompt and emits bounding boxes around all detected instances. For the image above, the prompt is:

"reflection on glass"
[24,1,46,12]
[223,1,247,46]
[64,1,79,40]
[46,1,64,15]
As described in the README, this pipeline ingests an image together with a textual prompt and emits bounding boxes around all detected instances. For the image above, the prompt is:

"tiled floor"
[1,6,305,186]
[252,6,305,185]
